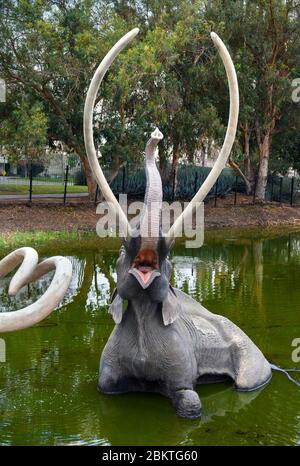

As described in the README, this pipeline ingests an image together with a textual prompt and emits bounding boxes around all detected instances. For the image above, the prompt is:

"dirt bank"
[0,197,300,236]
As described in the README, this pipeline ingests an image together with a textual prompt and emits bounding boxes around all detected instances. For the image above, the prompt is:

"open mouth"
[129,264,161,289]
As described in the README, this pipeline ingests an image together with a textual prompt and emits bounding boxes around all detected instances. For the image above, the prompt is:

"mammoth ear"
[109,289,124,324]
[162,286,181,326]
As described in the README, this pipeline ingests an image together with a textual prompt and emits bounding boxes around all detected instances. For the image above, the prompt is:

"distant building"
[0,155,8,175]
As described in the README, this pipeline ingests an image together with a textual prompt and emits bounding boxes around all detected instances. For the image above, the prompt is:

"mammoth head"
[83,28,239,324]
[110,126,173,320]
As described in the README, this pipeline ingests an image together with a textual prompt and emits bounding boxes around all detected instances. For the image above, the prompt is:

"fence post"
[214,178,219,207]
[270,176,274,202]
[279,177,283,205]
[94,184,99,205]
[29,164,33,204]
[290,177,295,207]
[234,176,238,206]
[63,164,69,205]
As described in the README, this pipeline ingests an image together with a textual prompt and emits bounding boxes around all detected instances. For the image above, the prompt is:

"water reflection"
[0,233,300,445]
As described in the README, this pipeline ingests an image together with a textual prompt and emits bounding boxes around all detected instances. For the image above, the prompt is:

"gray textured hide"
[83,29,270,418]
[99,251,271,419]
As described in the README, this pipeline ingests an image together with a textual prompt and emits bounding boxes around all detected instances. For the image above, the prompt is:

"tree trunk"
[170,142,180,195]
[254,74,276,201]
[228,158,252,194]
[255,132,271,201]
[226,121,257,196]
[242,122,255,195]
[108,163,124,186]
[80,154,97,199]
[159,153,168,184]
[97,153,124,203]
[198,139,207,167]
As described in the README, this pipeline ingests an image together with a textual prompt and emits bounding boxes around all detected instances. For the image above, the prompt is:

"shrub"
[74,168,86,186]
[109,164,236,200]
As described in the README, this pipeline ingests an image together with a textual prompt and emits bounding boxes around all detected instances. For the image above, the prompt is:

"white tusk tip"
[210,31,220,44]
[131,27,140,37]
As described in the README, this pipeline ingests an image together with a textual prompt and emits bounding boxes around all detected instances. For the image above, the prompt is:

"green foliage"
[175,166,235,200]
[31,162,45,177]
[205,0,300,177]
[0,99,48,161]
[74,167,87,186]
[0,0,299,197]
[110,164,236,200]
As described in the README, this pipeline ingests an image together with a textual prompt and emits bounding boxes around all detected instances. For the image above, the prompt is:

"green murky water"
[0,231,300,446]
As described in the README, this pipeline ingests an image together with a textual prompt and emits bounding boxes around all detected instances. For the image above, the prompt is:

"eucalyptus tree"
[1,0,299,202]
[0,96,48,165]
[0,0,139,195]
[108,0,225,187]
[206,0,300,199]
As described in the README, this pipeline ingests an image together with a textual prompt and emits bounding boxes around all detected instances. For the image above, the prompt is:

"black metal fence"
[99,164,237,204]
[99,163,300,208]
[0,158,88,203]
[1,158,300,207]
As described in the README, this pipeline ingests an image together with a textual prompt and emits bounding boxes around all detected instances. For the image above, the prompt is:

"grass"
[2,224,300,257]
[0,230,121,255]
[0,184,88,195]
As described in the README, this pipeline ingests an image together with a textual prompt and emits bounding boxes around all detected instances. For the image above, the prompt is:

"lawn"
[0,183,88,195]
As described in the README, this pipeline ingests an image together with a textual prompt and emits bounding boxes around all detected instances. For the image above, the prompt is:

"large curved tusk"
[0,250,72,333]
[0,247,39,296]
[166,32,239,244]
[84,28,139,238]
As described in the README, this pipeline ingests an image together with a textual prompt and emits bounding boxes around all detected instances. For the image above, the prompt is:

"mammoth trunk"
[140,129,163,250]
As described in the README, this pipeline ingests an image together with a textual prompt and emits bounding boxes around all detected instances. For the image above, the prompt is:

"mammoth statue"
[83,29,273,419]
[0,247,72,333]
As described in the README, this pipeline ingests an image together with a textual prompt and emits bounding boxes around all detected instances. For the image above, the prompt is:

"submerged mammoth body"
[83,29,272,418]
[100,247,271,418]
